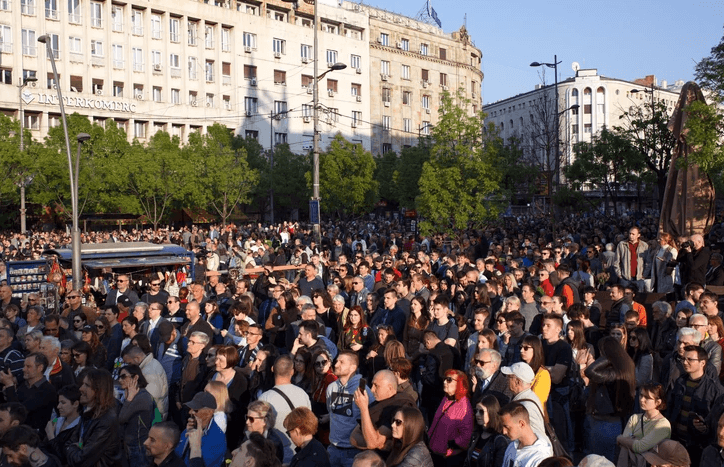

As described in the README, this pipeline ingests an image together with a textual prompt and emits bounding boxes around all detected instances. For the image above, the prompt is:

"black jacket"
[666,371,724,446]
[289,438,331,467]
[52,408,123,467]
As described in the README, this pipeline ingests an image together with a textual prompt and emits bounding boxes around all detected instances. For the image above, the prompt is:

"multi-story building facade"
[359,2,483,155]
[0,0,482,155]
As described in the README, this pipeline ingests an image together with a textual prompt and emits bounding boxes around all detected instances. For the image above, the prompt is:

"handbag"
[518,398,571,461]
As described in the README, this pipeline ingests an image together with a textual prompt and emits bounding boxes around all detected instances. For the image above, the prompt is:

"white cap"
[500,362,535,384]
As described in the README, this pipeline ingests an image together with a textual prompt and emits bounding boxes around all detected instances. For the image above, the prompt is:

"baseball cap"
[642,440,690,467]
[117,295,132,308]
[81,324,97,333]
[184,392,217,411]
[500,362,535,384]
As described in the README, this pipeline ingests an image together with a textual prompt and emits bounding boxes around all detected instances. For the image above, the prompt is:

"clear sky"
[359,0,724,105]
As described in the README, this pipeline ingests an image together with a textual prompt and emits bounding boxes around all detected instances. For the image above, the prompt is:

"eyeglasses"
[314,360,329,367]
[188,340,202,346]
[520,345,533,351]
[474,409,485,415]
[496,319,506,323]
[474,359,491,366]
[683,357,701,363]
[246,415,262,422]
[68,295,80,299]
[151,283,161,287]
[96,325,105,329]
[72,353,82,358]
[286,427,297,437]
[444,377,458,383]
[73,319,83,323]
[392,418,404,426]
[117,279,127,283]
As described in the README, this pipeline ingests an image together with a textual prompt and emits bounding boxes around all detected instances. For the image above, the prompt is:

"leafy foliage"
[417,90,502,235]
[393,144,430,209]
[695,28,724,103]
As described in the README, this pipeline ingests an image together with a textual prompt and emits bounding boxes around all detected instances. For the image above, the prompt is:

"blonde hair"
[205,381,232,414]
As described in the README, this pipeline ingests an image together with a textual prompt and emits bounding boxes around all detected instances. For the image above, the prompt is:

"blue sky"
[361,0,724,105]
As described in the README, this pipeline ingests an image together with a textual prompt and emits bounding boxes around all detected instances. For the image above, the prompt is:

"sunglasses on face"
[314,360,328,367]
[392,418,403,426]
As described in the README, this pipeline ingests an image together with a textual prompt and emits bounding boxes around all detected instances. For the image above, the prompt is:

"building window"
[381,60,390,76]
[243,32,256,49]
[326,49,337,65]
[584,124,592,133]
[382,115,391,130]
[419,43,428,55]
[421,122,430,135]
[221,28,230,51]
[169,53,180,69]
[351,83,361,96]
[272,10,285,21]
[24,113,39,130]
[422,95,430,109]
[188,57,197,80]
[244,97,257,114]
[222,62,231,84]
[21,28,36,55]
[131,9,143,35]
[402,91,411,105]
[0,25,10,53]
[327,79,337,93]
[324,23,337,34]
[584,104,592,114]
[245,130,258,140]
[223,96,231,110]
[400,38,409,51]
[302,104,312,117]
[169,18,180,42]
[352,111,361,127]
[0,69,10,85]
[20,0,35,16]
[132,47,144,72]
[151,50,161,67]
[188,21,198,45]
[45,0,57,19]
[346,28,361,40]
[301,44,312,60]
[439,47,446,60]
[90,40,103,57]
[68,36,81,54]
[189,91,197,105]
[90,2,102,27]
[205,26,214,49]
[244,65,256,80]
[379,32,388,46]
[113,81,123,97]
[421,69,429,82]
[153,86,162,102]
[382,143,392,154]
[351,54,361,70]
[151,14,161,39]
[439,73,447,87]
[302,74,313,88]
[273,38,285,55]
[403,118,411,133]
[134,121,146,139]
[382,88,391,103]
[274,133,287,144]
[112,44,123,68]
[171,88,180,104]
[401,65,410,80]
[274,70,286,85]
[205,60,214,82]
[274,100,287,115]
[111,5,123,31]
[206,93,214,107]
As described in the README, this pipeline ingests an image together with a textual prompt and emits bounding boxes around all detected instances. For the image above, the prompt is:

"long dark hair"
[478,394,504,433]
[629,327,653,364]
[521,335,545,373]
[589,336,636,415]
[386,407,426,467]
[83,369,117,419]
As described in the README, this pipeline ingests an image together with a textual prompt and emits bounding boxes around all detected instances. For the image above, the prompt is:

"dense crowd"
[0,214,723,467]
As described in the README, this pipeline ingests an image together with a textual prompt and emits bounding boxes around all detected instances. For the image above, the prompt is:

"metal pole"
[312,0,321,245]
[269,111,274,226]
[553,55,560,188]
[39,35,80,290]
[18,80,25,233]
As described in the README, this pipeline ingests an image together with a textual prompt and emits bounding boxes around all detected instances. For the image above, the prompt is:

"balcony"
[68,13,81,24]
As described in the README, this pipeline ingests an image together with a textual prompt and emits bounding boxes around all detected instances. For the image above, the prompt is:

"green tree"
[417,90,502,235]
[32,114,128,218]
[393,144,430,209]
[185,123,259,226]
[310,133,377,217]
[270,144,311,219]
[495,135,540,202]
[374,150,398,204]
[695,27,724,103]
[615,100,676,208]
[125,131,187,230]
[566,129,642,215]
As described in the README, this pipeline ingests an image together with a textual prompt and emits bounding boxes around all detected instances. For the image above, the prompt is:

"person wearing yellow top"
[519,335,550,412]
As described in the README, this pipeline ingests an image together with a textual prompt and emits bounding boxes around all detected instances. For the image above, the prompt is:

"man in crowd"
[144,421,184,467]
[502,362,548,442]
[540,313,573,452]
[327,351,367,467]
[500,402,553,467]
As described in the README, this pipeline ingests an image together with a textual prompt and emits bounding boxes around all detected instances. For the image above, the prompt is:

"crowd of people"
[0,214,722,467]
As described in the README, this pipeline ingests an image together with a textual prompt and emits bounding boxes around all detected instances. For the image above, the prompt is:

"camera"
[681,241,693,250]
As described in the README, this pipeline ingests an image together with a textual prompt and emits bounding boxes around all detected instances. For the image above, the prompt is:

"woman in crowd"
[205,380,232,433]
[266,291,297,348]
[292,348,315,394]
[609,322,628,349]
[364,325,395,379]
[628,327,654,388]
[23,329,42,355]
[70,313,86,340]
[675,309,693,330]
[44,384,82,463]
[71,341,93,376]
[465,395,509,467]
[209,345,248,449]
[403,296,430,360]
[242,400,284,462]
[652,233,678,294]
[312,289,336,341]
[428,369,474,467]
[121,316,139,352]
[310,349,337,445]
[585,336,636,462]
[519,335,551,410]
[80,324,107,369]
[616,383,671,467]
[117,364,155,467]
[707,316,724,381]
[573,259,595,288]
[479,328,501,352]
[387,406,434,467]
[204,300,225,344]
[502,273,519,297]
[338,305,373,359]
[567,320,595,384]
[4,305,25,331]
[248,346,278,400]
[50,368,122,466]
[567,319,594,450]
[465,284,491,322]
[284,407,331,467]
[384,340,406,370]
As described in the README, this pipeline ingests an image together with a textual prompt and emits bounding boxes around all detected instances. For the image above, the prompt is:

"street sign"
[309,199,320,224]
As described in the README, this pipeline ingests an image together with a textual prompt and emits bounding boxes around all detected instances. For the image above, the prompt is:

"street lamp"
[281,0,345,244]
[39,34,80,290]
[73,133,90,290]
[17,76,37,233]
[531,56,562,187]
[630,85,656,110]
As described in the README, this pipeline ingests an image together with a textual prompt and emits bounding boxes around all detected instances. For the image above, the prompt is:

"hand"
[693,417,707,433]
[350,343,362,352]
[353,386,369,412]
[126,377,139,402]
[220,329,228,337]
[26,447,49,467]
[0,369,14,388]
[45,419,57,440]
[319,414,330,424]
[367,350,377,359]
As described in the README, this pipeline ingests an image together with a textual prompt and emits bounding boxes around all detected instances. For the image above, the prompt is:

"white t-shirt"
[502,435,553,467]
[258,383,311,464]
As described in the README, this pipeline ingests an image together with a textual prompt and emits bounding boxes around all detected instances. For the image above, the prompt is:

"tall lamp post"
[530,56,562,188]
[17,76,37,233]
[281,0,345,244]
[38,34,81,290]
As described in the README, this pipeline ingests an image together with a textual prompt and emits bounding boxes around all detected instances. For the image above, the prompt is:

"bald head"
[372,370,398,400]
